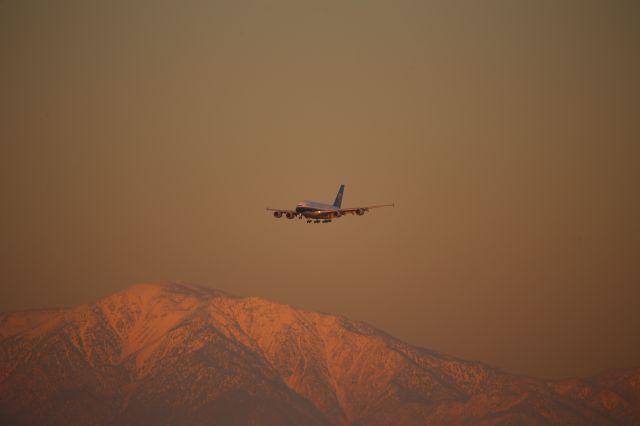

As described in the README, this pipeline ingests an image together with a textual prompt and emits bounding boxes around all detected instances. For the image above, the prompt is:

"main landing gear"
[305,218,332,224]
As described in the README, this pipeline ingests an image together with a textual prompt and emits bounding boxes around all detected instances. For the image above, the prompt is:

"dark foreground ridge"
[1,282,638,425]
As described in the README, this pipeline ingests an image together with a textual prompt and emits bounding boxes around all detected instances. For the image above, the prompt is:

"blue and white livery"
[267,185,394,223]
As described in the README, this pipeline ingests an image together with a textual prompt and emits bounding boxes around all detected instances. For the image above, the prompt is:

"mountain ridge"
[1,282,638,425]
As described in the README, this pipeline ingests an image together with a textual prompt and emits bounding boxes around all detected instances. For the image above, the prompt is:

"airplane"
[267,185,394,223]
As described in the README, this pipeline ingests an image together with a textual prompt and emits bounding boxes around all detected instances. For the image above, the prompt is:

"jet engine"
[273,211,283,218]
[285,212,296,219]
[356,208,365,216]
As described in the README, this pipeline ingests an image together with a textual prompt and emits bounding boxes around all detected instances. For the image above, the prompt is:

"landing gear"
[306,220,312,223]
[313,220,321,223]
[322,219,332,223]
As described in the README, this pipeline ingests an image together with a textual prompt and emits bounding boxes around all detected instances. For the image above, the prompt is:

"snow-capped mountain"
[1,282,638,425]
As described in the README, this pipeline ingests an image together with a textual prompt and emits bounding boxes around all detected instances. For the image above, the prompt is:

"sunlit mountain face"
[1,282,638,425]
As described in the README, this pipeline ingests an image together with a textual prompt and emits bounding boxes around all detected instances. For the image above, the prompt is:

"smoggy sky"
[1,1,638,379]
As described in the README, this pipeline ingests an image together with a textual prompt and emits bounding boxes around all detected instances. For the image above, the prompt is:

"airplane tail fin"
[333,184,345,208]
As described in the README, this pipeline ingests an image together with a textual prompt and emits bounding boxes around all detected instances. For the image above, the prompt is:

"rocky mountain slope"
[1,282,638,425]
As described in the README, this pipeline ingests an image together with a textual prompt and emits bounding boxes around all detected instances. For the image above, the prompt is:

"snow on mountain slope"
[1,282,638,425]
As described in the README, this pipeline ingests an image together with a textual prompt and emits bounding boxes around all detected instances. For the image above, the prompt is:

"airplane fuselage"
[295,201,340,219]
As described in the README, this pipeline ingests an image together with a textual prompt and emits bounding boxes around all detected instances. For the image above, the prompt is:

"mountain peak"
[113,281,231,299]
[1,283,639,425]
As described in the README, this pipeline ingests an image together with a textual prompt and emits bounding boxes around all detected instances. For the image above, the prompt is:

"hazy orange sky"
[1,1,638,380]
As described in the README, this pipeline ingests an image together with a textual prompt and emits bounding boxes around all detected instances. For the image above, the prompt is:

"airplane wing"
[339,203,394,216]
[266,208,299,218]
